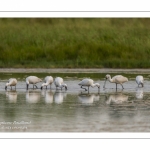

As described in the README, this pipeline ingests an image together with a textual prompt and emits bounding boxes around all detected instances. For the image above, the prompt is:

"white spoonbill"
[103,74,128,89]
[78,78,100,92]
[41,76,53,89]
[136,75,144,87]
[54,77,67,90]
[5,78,17,90]
[26,76,42,90]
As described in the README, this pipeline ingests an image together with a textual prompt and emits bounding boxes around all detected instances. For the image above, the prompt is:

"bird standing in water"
[103,74,128,89]
[78,78,100,93]
[26,76,42,90]
[54,77,67,90]
[5,78,17,90]
[136,75,144,87]
[41,76,53,89]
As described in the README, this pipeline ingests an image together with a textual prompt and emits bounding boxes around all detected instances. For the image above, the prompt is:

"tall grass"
[0,18,150,68]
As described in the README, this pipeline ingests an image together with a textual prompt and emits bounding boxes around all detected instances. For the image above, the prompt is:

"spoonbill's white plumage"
[5,78,17,90]
[41,76,53,89]
[26,76,42,90]
[103,74,128,89]
[78,78,100,92]
[54,77,67,90]
[136,75,144,87]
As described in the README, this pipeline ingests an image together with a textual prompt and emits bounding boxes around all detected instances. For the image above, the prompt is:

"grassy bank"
[0,18,150,68]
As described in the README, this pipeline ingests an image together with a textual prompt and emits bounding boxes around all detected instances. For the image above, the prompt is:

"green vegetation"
[0,18,150,68]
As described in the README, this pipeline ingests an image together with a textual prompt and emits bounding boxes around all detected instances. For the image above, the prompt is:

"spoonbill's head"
[103,74,111,89]
[141,83,144,87]
[38,78,42,82]
[41,83,45,89]
[96,83,100,93]
[26,84,29,90]
[63,84,67,90]
[96,83,100,88]
[105,74,111,80]
[5,82,9,90]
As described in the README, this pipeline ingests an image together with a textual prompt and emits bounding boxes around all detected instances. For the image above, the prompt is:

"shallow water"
[0,73,150,132]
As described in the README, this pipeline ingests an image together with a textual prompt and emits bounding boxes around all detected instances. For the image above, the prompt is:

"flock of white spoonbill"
[5,76,68,90]
[4,74,144,92]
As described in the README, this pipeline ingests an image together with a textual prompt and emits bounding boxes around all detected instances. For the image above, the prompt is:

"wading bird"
[78,78,100,93]
[5,78,17,90]
[26,76,42,90]
[136,75,144,87]
[103,74,128,89]
[54,77,67,90]
[41,76,53,89]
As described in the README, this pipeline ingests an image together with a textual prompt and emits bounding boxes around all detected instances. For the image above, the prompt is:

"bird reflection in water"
[78,93,100,105]
[136,88,143,99]
[26,90,41,103]
[43,90,54,104]
[54,90,67,104]
[106,93,128,104]
[6,90,17,103]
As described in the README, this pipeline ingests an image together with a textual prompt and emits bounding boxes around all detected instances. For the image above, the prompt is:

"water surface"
[0,73,150,132]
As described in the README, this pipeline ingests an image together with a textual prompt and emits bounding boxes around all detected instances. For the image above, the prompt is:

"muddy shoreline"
[0,68,150,74]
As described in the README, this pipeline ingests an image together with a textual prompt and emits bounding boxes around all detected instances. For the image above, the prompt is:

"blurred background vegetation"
[0,18,150,68]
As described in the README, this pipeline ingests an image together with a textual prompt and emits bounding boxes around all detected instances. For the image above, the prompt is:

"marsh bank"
[0,68,150,74]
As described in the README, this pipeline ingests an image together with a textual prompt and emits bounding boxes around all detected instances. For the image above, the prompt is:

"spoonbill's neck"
[108,77,113,83]
[6,83,10,86]
[44,83,49,86]
[91,83,99,87]
[59,84,64,88]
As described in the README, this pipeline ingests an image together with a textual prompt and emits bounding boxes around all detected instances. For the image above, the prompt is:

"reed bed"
[0,18,150,68]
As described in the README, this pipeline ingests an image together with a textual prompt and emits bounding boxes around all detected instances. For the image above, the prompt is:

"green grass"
[0,18,150,68]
